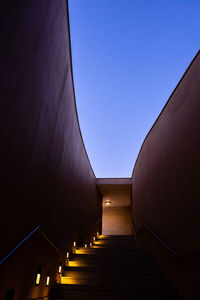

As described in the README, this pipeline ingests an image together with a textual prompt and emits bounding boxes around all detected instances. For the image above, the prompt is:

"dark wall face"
[132,52,200,253]
[0,0,101,259]
[131,52,200,297]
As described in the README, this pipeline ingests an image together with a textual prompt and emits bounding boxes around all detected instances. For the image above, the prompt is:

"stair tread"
[63,269,165,279]
[52,236,179,299]
[56,282,174,291]
[75,249,150,255]
[64,266,162,273]
[55,283,176,298]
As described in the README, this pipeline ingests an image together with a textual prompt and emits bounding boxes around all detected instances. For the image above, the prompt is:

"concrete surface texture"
[97,179,131,207]
[131,51,200,299]
[132,51,200,253]
[97,179,132,235]
[0,0,101,260]
[102,206,132,235]
[52,235,179,299]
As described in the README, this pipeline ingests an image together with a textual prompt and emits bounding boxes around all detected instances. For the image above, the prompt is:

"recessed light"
[105,200,111,205]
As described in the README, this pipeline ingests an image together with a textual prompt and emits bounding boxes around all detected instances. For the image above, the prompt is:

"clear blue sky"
[68,0,199,178]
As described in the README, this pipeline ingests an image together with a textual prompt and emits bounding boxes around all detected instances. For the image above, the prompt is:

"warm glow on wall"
[68,261,83,267]
[75,249,89,254]
[94,240,104,245]
[97,232,99,235]
[61,276,78,285]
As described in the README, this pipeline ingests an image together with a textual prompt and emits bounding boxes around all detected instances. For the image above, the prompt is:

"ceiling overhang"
[96,178,132,207]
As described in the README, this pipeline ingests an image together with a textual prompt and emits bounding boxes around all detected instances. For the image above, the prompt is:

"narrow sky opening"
[68,0,199,178]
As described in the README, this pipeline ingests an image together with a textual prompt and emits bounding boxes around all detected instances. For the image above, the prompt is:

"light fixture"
[58,264,62,274]
[35,267,41,286]
[90,242,92,247]
[66,252,69,258]
[35,273,41,285]
[105,200,111,205]
[97,232,99,236]
[85,244,87,248]
[46,272,50,286]
[93,236,96,241]
[73,241,76,247]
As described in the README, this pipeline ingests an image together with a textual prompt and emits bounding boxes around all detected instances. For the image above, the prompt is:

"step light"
[58,264,62,274]
[93,236,96,241]
[90,242,92,247]
[97,232,99,236]
[35,267,41,286]
[66,252,69,258]
[35,273,41,286]
[73,241,76,247]
[46,272,50,286]
[85,244,87,248]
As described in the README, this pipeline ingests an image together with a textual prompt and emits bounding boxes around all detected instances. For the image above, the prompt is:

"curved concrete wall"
[0,0,101,260]
[131,51,200,298]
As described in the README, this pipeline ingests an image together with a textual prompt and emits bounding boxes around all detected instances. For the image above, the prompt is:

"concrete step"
[62,270,166,283]
[75,247,149,256]
[52,294,179,300]
[97,235,133,240]
[51,236,180,300]
[64,266,163,277]
[92,244,134,249]
[66,260,156,270]
[69,253,155,266]
[93,238,135,246]
[60,278,170,289]
[53,283,178,298]
[53,292,179,300]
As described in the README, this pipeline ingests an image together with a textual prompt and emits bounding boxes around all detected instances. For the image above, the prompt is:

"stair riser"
[63,272,165,282]
[55,285,175,296]
[73,250,150,256]
[64,266,162,274]
[69,256,154,266]
[52,236,179,300]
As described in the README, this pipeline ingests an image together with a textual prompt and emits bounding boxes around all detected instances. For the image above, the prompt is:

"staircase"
[51,235,180,299]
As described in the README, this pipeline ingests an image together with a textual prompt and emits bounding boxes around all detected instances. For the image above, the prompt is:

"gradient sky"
[68,0,199,178]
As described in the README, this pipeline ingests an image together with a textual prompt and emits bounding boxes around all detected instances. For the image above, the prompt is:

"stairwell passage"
[51,235,180,299]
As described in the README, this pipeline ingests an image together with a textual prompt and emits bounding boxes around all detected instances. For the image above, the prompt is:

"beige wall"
[102,206,132,235]
[97,179,132,236]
